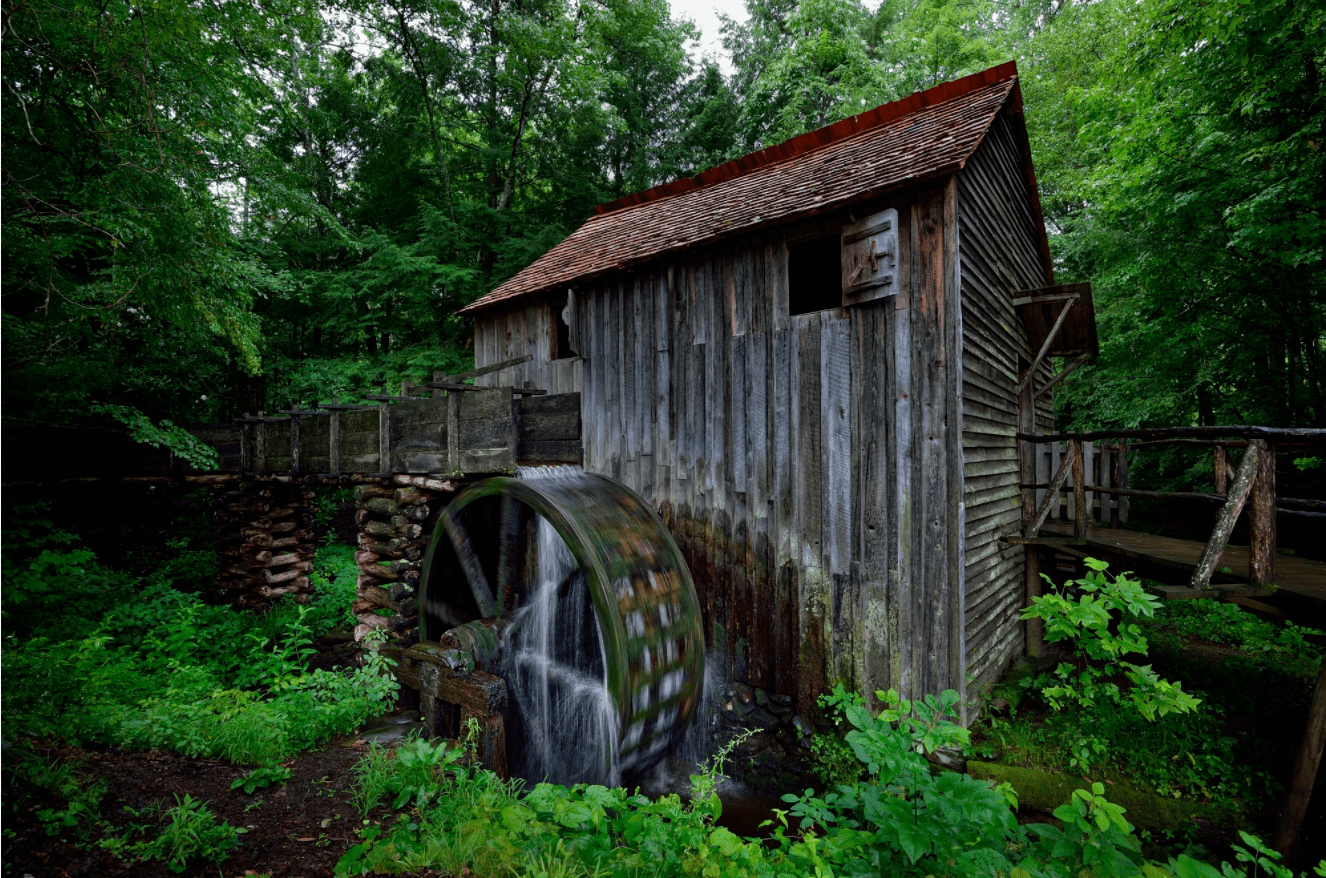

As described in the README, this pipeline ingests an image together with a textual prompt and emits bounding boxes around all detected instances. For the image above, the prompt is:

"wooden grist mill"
[460,60,1078,721]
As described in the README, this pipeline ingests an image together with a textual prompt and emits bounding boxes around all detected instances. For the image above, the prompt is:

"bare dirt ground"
[2,735,449,878]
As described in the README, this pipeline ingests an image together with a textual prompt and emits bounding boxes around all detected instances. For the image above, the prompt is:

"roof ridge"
[593,61,1019,217]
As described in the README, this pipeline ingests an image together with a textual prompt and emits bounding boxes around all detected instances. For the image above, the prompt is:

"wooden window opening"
[788,234,843,316]
[551,293,576,360]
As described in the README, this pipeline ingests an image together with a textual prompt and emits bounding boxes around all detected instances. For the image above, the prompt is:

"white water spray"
[503,466,621,786]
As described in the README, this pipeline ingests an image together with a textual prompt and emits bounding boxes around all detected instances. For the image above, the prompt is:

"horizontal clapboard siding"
[956,106,1053,695]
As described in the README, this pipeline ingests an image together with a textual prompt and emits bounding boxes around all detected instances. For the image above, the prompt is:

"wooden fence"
[1018,427,1326,589]
[3,358,583,484]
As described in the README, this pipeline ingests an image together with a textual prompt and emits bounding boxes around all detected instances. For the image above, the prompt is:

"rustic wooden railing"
[4,358,583,484]
[1018,427,1326,590]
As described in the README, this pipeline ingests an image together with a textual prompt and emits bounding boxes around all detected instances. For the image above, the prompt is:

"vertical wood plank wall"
[956,107,1056,696]
[472,181,971,714]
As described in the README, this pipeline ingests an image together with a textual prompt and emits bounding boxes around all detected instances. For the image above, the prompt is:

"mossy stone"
[967,760,1239,832]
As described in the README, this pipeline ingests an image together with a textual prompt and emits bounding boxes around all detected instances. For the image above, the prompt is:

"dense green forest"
[4,0,1323,453]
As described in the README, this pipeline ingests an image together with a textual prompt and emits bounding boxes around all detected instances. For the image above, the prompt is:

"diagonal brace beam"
[1016,295,1078,397]
[1189,442,1260,589]
[1025,444,1074,538]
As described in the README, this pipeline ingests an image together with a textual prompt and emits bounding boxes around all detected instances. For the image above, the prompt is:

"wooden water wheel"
[417,470,706,775]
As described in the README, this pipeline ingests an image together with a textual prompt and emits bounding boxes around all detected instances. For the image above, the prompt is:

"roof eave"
[460,161,975,317]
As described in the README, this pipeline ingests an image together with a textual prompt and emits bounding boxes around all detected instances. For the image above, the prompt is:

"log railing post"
[1249,439,1276,587]
[255,412,267,474]
[378,386,391,476]
[239,417,252,473]
[1072,438,1087,539]
[1050,441,1064,521]
[1117,441,1129,524]
[330,399,341,476]
[447,391,460,473]
[1026,448,1074,538]
[1099,443,1114,527]
[1025,544,1044,657]
[1214,445,1229,496]
[290,415,301,475]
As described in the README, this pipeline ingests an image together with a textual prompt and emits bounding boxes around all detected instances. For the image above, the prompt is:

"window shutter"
[563,289,578,355]
[841,208,899,306]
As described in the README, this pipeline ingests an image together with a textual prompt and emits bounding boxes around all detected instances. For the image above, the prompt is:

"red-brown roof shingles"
[462,65,1020,315]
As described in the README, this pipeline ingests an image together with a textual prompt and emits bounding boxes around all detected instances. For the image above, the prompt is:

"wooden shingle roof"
[462,62,1035,315]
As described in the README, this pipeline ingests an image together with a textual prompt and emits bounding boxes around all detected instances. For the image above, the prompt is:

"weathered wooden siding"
[473,183,968,713]
[955,106,1054,696]
[473,300,584,396]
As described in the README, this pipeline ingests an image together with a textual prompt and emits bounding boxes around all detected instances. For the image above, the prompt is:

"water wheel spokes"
[418,470,706,780]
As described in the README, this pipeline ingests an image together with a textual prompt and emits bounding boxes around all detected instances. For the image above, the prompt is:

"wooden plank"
[641,273,655,463]
[1072,438,1086,539]
[892,198,915,698]
[797,312,824,570]
[585,283,601,472]
[517,440,583,464]
[706,259,723,495]
[626,277,641,468]
[915,184,951,698]
[772,231,790,333]
[1150,583,1277,600]
[516,393,581,439]
[823,315,851,574]
[731,334,747,490]
[942,175,966,710]
[773,329,794,563]
[1276,659,1326,854]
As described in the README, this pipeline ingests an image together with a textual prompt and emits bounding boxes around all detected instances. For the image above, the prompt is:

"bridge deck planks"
[1039,522,1326,603]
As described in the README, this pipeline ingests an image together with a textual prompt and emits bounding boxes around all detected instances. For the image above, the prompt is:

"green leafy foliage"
[231,762,294,796]
[3,755,108,842]
[1021,559,1201,723]
[1152,599,1325,680]
[132,794,243,873]
[977,561,1297,806]
[88,405,220,470]
[2,523,394,764]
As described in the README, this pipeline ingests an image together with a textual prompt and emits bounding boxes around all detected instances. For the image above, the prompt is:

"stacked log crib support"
[213,478,316,609]
[353,475,455,643]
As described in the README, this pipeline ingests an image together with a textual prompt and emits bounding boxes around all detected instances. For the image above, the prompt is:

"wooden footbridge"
[1010,426,1326,604]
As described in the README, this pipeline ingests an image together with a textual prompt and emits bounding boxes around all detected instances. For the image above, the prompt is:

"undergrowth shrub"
[2,514,392,764]
[336,692,1320,878]
[1152,598,1324,680]
[977,561,1302,809]
[131,794,242,873]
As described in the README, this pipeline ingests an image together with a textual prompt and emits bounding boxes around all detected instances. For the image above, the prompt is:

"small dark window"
[788,234,843,316]
[551,299,575,360]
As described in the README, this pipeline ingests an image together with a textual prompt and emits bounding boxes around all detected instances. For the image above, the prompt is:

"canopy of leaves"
[3,0,1321,455]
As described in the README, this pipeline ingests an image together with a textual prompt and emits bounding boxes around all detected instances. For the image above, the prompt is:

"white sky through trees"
[668,0,747,72]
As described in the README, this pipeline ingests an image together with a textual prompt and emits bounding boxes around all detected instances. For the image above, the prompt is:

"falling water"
[502,466,621,786]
